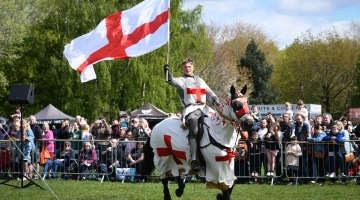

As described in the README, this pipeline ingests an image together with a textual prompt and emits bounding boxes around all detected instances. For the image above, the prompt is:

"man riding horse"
[164,57,220,171]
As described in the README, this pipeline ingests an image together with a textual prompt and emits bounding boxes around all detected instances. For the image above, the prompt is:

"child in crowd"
[286,136,302,185]
[264,125,280,177]
[251,104,260,130]
[294,100,308,121]
[283,102,293,119]
[248,131,260,180]
[322,124,344,178]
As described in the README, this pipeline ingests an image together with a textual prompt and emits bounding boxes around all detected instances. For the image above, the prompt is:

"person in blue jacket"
[308,125,327,186]
[322,124,345,183]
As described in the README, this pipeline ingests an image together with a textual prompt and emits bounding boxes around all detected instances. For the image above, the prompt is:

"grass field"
[0,178,359,200]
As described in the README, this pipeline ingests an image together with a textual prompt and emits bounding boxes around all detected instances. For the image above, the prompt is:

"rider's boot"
[190,138,200,171]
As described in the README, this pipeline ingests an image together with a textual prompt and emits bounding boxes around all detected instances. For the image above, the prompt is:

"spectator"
[111,119,120,138]
[29,115,42,179]
[257,118,268,184]
[51,125,57,136]
[41,123,55,160]
[265,113,276,128]
[322,124,344,184]
[294,100,309,121]
[321,112,334,178]
[139,118,151,137]
[16,119,35,180]
[336,120,352,185]
[56,119,70,150]
[0,124,10,177]
[69,121,81,156]
[250,104,260,131]
[248,131,260,184]
[315,115,323,126]
[9,122,20,176]
[81,124,92,145]
[293,113,311,184]
[264,125,280,177]
[286,136,302,185]
[283,102,293,118]
[7,114,20,138]
[91,117,112,162]
[75,115,81,124]
[78,142,97,180]
[308,125,327,186]
[127,118,141,138]
[280,113,292,142]
[48,141,75,180]
[10,106,21,119]
[341,116,353,133]
[128,142,145,182]
[99,138,126,181]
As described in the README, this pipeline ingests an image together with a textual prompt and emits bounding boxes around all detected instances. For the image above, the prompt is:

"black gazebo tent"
[29,104,75,125]
[130,102,168,128]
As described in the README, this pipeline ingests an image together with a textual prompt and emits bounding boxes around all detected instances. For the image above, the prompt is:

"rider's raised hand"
[213,96,221,107]
[164,64,170,73]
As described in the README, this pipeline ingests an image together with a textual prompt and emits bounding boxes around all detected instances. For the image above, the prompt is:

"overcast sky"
[182,0,360,49]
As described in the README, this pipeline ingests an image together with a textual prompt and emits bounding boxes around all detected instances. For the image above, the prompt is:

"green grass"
[0,178,359,200]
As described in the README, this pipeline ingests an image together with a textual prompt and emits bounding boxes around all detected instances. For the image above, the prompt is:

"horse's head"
[230,85,254,133]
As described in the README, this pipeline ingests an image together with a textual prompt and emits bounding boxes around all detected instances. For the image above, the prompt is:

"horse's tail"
[141,137,155,176]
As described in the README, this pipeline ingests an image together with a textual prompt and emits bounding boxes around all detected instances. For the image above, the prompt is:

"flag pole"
[165,41,169,82]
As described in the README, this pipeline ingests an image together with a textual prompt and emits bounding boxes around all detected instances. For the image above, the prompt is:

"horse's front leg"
[217,185,234,200]
[162,178,171,200]
[175,176,186,197]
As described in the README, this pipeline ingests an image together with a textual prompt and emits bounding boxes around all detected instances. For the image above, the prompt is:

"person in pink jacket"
[78,142,97,180]
[42,123,55,160]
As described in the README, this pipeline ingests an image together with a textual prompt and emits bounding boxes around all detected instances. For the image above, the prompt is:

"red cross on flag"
[63,0,170,82]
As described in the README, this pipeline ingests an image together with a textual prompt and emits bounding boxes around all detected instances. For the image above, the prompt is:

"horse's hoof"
[164,195,172,200]
[216,193,223,200]
[175,188,184,197]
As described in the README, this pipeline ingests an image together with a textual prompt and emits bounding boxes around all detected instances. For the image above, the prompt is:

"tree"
[238,39,279,104]
[202,21,279,99]
[0,0,213,120]
[273,30,359,116]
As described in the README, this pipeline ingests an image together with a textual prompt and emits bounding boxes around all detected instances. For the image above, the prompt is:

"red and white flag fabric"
[63,0,170,82]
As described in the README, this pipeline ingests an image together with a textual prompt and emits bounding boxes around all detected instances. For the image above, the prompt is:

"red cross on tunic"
[76,10,169,73]
[215,148,236,164]
[156,135,187,165]
[186,88,206,103]
[222,119,227,126]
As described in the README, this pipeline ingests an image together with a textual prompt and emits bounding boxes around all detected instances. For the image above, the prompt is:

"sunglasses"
[64,144,71,147]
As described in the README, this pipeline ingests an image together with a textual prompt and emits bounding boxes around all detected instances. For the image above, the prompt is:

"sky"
[182,0,360,49]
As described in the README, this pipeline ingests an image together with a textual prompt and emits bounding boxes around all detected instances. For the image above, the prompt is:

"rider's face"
[182,63,194,76]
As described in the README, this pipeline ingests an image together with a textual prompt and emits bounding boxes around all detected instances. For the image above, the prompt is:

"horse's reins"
[213,103,234,122]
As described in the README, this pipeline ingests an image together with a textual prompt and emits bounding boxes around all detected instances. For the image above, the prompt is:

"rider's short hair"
[182,57,194,66]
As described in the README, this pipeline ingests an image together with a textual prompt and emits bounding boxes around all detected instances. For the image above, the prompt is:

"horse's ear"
[241,85,247,95]
[230,85,235,95]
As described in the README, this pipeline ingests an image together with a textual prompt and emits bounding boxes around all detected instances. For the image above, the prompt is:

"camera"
[96,120,102,124]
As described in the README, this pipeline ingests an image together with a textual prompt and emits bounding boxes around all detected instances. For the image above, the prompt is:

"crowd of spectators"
[0,109,152,182]
[1,103,360,186]
[234,100,360,186]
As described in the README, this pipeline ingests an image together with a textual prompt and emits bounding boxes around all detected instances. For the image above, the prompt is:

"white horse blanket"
[151,112,239,190]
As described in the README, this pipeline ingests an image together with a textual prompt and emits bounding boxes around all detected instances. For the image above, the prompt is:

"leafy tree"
[203,21,279,99]
[0,0,212,121]
[273,30,359,116]
[238,39,279,104]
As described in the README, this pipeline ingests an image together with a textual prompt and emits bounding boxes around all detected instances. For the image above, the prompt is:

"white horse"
[142,85,253,200]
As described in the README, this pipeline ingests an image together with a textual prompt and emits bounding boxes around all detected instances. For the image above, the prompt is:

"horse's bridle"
[213,97,250,123]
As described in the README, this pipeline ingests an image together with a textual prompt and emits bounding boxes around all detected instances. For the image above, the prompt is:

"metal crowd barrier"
[2,138,359,184]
